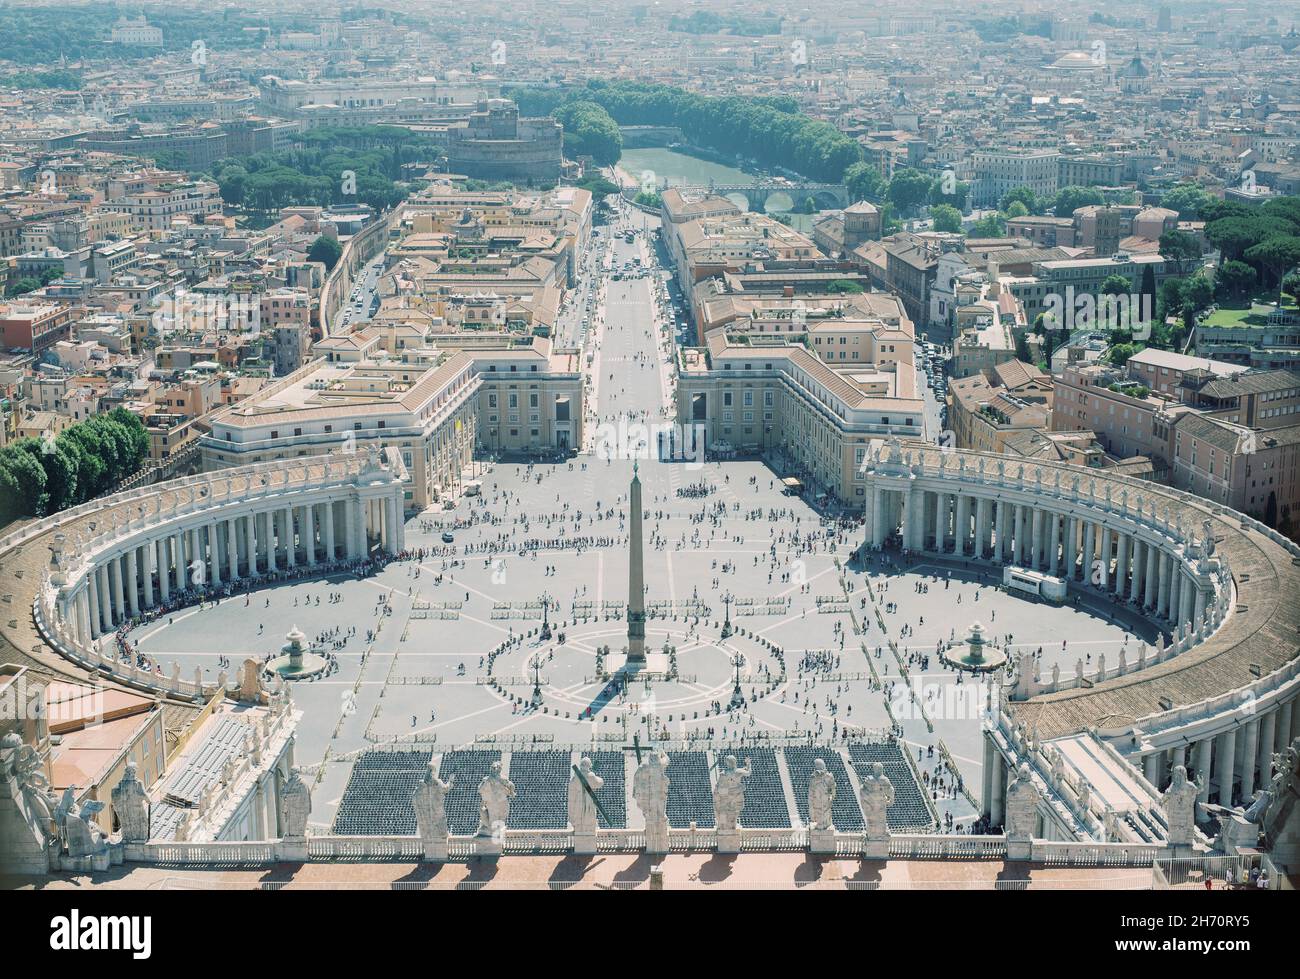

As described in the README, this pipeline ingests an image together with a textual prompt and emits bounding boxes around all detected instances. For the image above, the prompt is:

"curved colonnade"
[9,447,407,702]
[861,440,1300,810]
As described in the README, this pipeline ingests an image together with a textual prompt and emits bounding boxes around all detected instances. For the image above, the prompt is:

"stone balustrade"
[106,825,1171,867]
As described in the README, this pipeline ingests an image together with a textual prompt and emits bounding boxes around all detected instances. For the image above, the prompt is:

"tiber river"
[618,147,816,230]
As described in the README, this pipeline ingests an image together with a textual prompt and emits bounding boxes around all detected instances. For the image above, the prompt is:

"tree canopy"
[0,408,148,524]
[509,81,863,183]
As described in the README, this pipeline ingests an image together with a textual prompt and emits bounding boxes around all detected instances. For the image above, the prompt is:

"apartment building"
[676,333,924,505]
[1052,362,1171,467]
[970,148,1060,207]
[0,302,75,355]
[102,180,223,232]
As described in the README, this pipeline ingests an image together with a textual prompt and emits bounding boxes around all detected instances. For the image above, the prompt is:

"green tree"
[553,100,623,166]
[826,279,864,294]
[1005,200,1029,218]
[1282,271,1300,307]
[844,162,885,203]
[1107,342,1141,367]
[999,187,1038,214]
[1101,274,1132,296]
[928,176,969,210]
[308,235,343,272]
[1185,272,1215,314]
[0,441,49,519]
[1244,236,1300,295]
[1216,260,1257,301]
[1160,183,1214,220]
[1052,185,1104,217]
[969,213,1006,237]
[930,204,962,233]
[1159,229,1203,274]
[887,169,932,216]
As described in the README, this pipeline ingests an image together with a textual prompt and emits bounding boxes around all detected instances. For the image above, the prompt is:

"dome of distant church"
[1119,53,1149,78]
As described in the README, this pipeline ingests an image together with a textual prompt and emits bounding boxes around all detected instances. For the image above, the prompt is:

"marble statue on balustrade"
[239,658,265,703]
[807,758,837,832]
[1161,765,1201,848]
[412,762,453,860]
[632,750,671,853]
[568,756,604,838]
[714,755,751,833]
[280,767,312,840]
[859,762,894,847]
[52,786,108,864]
[110,760,151,844]
[476,761,516,842]
[1261,737,1300,865]
[1004,764,1041,851]
[0,733,59,874]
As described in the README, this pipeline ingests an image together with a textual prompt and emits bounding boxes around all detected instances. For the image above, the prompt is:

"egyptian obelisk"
[626,462,646,663]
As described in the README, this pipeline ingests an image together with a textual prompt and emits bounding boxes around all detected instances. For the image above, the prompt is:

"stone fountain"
[265,625,329,680]
[940,621,1008,673]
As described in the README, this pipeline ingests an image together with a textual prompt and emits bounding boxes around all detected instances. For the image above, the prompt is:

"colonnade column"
[245,513,257,576]
[994,500,1008,562]
[304,503,317,567]
[1258,711,1277,791]
[955,494,970,556]
[87,571,101,639]
[109,558,124,624]
[934,491,945,552]
[1145,545,1159,610]
[323,502,336,563]
[1129,540,1143,603]
[285,508,297,568]
[225,517,239,582]
[142,540,155,609]
[1215,729,1237,806]
[125,548,139,617]
[1114,533,1129,597]
[1143,752,1160,786]
[1066,514,1076,577]
[174,531,186,593]
[99,566,113,632]
[870,486,885,548]
[1030,508,1043,570]
[989,756,1006,827]
[264,510,276,571]
[157,537,170,604]
[1192,740,1211,803]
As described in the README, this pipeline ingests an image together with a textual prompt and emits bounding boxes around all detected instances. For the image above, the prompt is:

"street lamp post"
[530,652,544,706]
[720,591,734,639]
